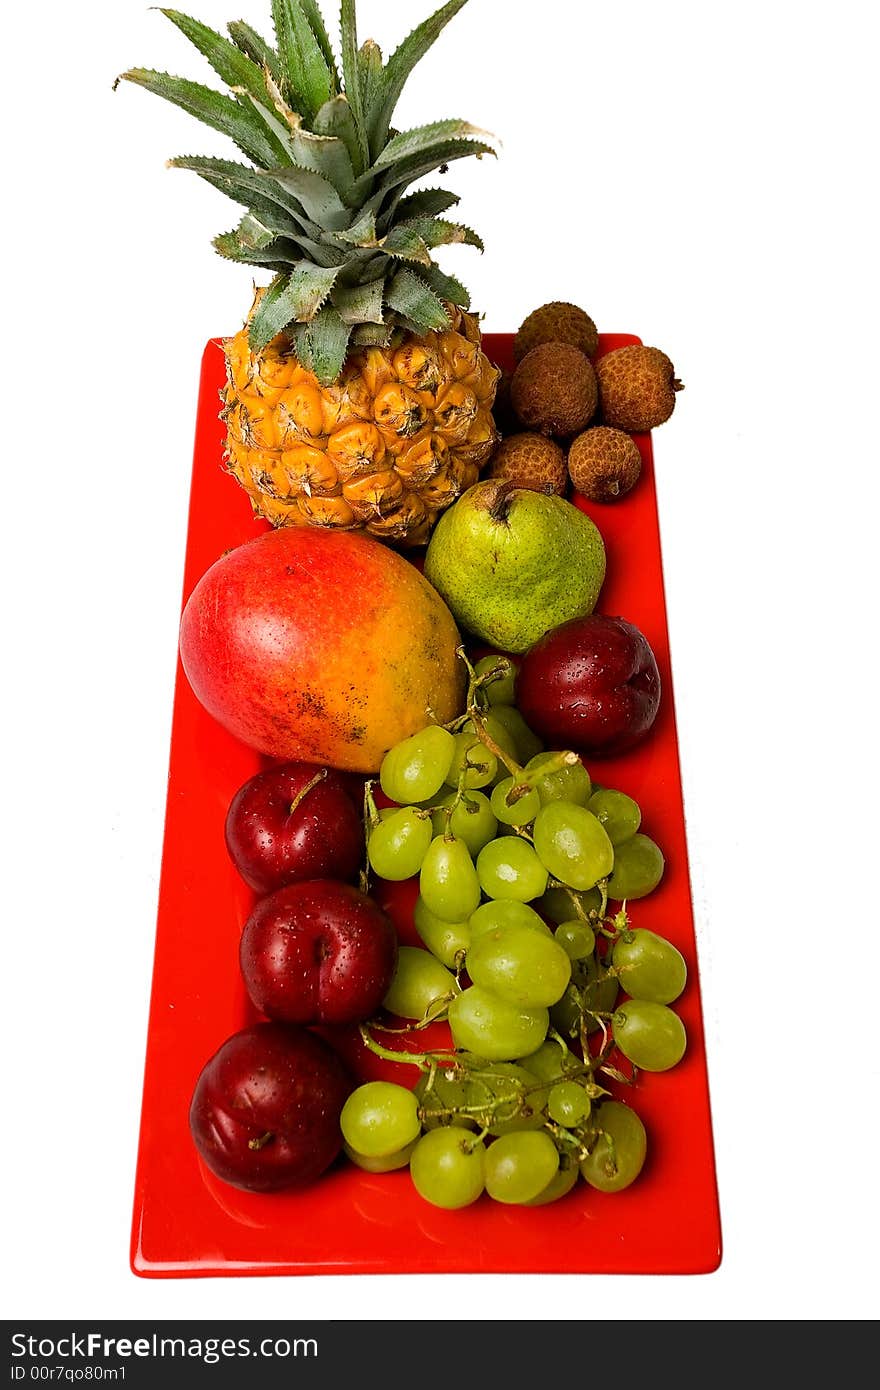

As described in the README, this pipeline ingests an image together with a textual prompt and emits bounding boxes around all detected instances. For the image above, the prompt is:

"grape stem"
[444,754,486,838]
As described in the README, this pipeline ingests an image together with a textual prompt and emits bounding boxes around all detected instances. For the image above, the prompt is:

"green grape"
[383,946,457,1021]
[518,1037,581,1078]
[466,925,571,1008]
[430,790,498,855]
[524,1155,580,1205]
[532,801,614,890]
[484,1131,560,1205]
[611,928,687,1004]
[444,730,497,790]
[606,833,665,900]
[612,999,686,1071]
[419,834,482,922]
[554,919,596,960]
[579,1100,647,1192]
[344,1139,418,1173]
[409,1127,486,1209]
[339,1081,422,1158]
[524,752,592,807]
[469,900,551,940]
[473,653,517,705]
[588,788,642,845]
[448,985,549,1061]
[413,896,470,969]
[490,776,542,827]
[367,806,434,880]
[379,725,456,804]
[547,1080,591,1126]
[487,704,544,763]
[476,837,549,902]
[536,884,601,925]
[551,953,620,1040]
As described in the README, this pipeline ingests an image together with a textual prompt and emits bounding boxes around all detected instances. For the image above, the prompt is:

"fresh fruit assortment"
[118,0,691,1225]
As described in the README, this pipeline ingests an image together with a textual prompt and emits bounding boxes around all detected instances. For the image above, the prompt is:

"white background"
[3,0,879,1323]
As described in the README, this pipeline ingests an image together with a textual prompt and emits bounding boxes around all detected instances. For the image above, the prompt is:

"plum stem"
[248,1131,275,1151]
[288,767,327,818]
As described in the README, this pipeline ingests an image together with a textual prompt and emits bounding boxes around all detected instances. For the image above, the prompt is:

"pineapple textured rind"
[223,291,500,547]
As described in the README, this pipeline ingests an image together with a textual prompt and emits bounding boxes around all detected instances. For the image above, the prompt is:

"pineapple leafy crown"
[115,0,497,383]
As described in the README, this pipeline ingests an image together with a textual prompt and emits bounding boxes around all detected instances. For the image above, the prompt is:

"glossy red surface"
[130,333,722,1277]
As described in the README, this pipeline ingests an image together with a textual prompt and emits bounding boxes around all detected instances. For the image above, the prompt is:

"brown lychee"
[568,427,642,503]
[514,301,599,363]
[488,432,569,496]
[595,345,683,431]
[510,342,598,438]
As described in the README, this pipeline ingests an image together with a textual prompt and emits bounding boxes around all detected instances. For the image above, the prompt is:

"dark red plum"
[240,880,398,1026]
[516,615,661,757]
[225,761,364,895]
[189,1021,353,1192]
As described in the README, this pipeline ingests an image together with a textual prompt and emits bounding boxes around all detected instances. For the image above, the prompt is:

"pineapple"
[116,0,501,546]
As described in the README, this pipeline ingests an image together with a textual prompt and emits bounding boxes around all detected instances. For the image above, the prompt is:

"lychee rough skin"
[514,301,600,363]
[596,345,683,432]
[510,342,599,438]
[488,432,569,496]
[568,426,642,503]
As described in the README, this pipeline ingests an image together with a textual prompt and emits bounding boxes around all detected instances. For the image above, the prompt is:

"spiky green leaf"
[236,91,298,159]
[214,230,303,268]
[249,262,341,351]
[384,268,451,331]
[367,139,496,206]
[332,277,386,325]
[213,207,345,267]
[313,94,364,178]
[392,216,483,252]
[367,0,469,158]
[339,0,369,171]
[169,155,323,235]
[227,21,283,85]
[298,0,340,89]
[380,225,433,266]
[286,118,356,201]
[159,11,268,102]
[412,261,470,308]
[357,39,383,131]
[351,322,393,348]
[293,308,353,385]
[115,69,287,167]
[394,187,460,220]
[271,0,333,118]
[374,119,495,172]
[266,164,352,229]
[334,208,378,246]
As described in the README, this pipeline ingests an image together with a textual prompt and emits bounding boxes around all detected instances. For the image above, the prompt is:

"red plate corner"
[130,333,722,1277]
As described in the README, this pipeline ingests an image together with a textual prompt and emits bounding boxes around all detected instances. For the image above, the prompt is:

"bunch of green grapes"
[346,651,689,1210]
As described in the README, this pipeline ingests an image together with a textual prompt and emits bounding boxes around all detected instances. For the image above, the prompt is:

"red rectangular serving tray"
[130,331,722,1277]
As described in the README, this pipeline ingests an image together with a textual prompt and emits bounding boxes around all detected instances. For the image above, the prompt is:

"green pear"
[423,480,606,654]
